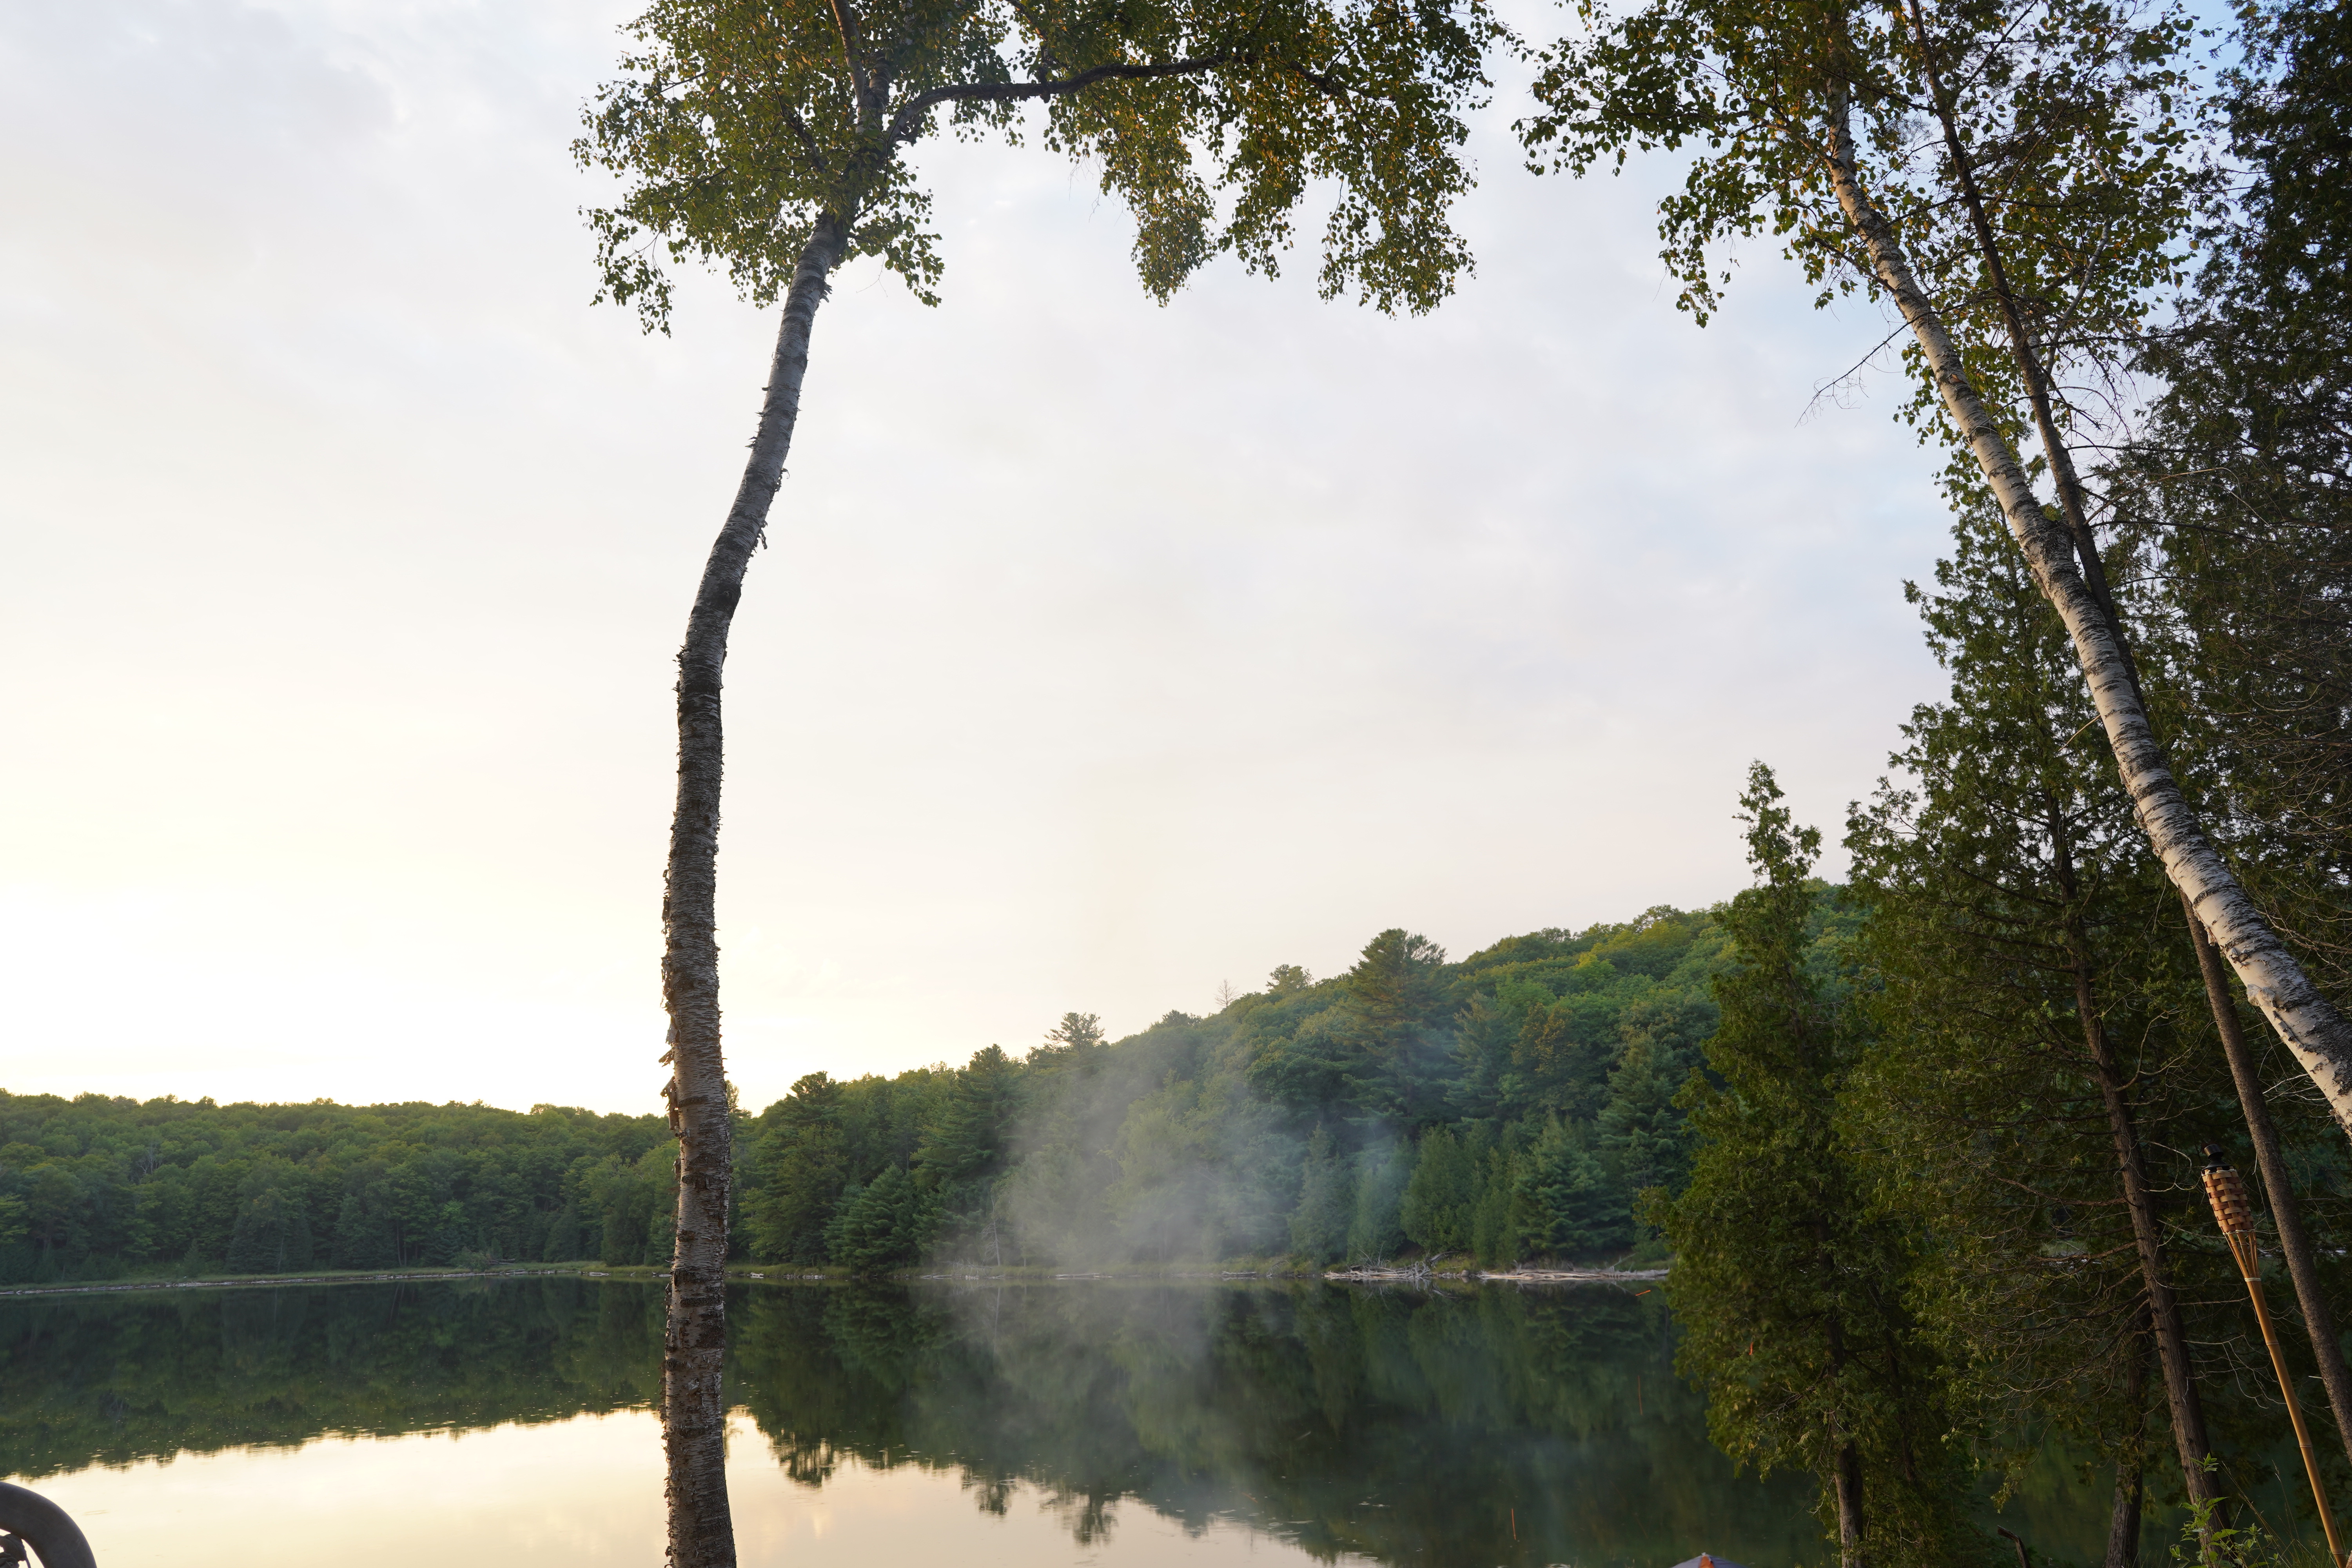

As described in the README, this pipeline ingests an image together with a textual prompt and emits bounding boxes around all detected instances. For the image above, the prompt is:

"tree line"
[0,1096,676,1283]
[0,901,1743,1283]
[570,0,2352,1548]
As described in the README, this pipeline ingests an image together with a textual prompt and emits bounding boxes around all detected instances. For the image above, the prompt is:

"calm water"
[2,1276,2126,1567]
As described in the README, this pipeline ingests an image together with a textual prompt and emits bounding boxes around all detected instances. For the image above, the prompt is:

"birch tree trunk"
[1903,44,2352,1459]
[661,214,846,1568]
[1815,101,2352,1140]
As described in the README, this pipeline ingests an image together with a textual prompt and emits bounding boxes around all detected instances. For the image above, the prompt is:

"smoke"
[976,1009,1311,1268]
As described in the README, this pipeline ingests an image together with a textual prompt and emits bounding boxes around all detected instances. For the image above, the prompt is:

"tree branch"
[827,0,876,118]
[884,53,1245,147]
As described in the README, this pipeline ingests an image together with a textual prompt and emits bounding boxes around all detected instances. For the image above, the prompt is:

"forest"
[0,897,1749,1281]
[9,0,2352,1560]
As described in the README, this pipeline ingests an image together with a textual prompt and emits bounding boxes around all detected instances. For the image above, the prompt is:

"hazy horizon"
[2,0,1948,1119]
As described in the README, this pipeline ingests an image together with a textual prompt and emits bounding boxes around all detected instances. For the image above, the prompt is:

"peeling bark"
[661,215,846,1568]
[1817,99,2352,1141]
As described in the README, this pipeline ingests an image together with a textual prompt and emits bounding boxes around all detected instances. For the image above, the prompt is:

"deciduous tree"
[1519,0,2352,1146]
[577,0,1495,1555]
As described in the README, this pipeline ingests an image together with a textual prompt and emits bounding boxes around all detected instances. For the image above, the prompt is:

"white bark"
[1816,102,2352,1138]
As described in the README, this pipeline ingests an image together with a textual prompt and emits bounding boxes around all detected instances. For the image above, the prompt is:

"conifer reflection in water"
[0,1276,665,1478]
[0,1278,1886,1564]
[727,1280,1824,1565]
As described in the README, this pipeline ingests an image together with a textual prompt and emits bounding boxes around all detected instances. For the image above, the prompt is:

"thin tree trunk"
[1900,0,2137,650]
[2079,991,2221,1514]
[2108,1312,2150,1568]
[1815,97,2352,1141]
[1822,1283,1868,1567]
[1833,1437,1866,1566]
[2042,806,2221,1515]
[2185,891,2352,1469]
[661,215,846,1568]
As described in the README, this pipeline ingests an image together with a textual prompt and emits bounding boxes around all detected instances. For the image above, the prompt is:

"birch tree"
[1517,0,2352,1139]
[575,1,1494,1561]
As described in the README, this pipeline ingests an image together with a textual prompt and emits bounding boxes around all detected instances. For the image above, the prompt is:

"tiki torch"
[2203,1145,2344,1564]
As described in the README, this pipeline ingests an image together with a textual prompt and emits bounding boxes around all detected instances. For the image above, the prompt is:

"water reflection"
[729,1281,1820,1565]
[18,1276,2118,1567]
[1,1277,662,1475]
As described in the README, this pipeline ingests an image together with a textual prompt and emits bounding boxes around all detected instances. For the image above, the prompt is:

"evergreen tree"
[540,1203,585,1265]
[824,1167,939,1275]
[1846,502,2256,1545]
[1662,765,1958,1568]
[1514,1117,1629,1261]
[1346,1140,1410,1260]
[745,1074,851,1265]
[1595,1038,1693,1203]
[1289,1127,1354,1262]
[1468,1148,1517,1270]
[2120,0,2352,998]
[1399,1125,1481,1255]
[917,1047,1021,1203]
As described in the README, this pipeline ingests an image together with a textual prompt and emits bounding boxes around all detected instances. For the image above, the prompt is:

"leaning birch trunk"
[661,215,846,1568]
[1815,100,2352,1140]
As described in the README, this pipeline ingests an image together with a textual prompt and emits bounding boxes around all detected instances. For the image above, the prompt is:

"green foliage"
[1842,499,2323,1517]
[1514,1117,1630,1259]
[224,1180,314,1276]
[1519,0,2213,502]
[1397,1124,1479,1252]
[724,913,1738,1272]
[743,1073,851,1264]
[1289,1126,1354,1261]
[2117,0,2352,998]
[1346,1138,1410,1259]
[574,0,1499,329]
[0,1096,674,1285]
[7,903,1748,1285]
[1661,764,1963,1566]
[824,1165,941,1274]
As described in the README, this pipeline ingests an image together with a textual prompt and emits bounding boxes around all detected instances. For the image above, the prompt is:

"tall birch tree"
[1517,0,2352,1139]
[575,1,1494,1561]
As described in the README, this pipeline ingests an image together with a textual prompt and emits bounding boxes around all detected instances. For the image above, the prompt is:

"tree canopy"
[577,0,1501,328]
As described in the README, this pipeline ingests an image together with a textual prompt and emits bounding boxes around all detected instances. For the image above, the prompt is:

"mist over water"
[4,1274,2154,1565]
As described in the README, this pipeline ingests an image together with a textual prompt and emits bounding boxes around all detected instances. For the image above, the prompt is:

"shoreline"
[0,1259,1668,1302]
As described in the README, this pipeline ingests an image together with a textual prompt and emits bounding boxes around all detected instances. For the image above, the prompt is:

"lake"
[1,1276,2132,1566]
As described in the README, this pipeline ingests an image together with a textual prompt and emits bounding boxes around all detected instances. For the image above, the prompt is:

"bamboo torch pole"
[2203,1147,2345,1565]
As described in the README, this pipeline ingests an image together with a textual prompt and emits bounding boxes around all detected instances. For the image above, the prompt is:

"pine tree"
[1289,1127,1354,1262]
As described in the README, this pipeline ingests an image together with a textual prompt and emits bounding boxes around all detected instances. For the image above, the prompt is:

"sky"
[0,0,1958,1117]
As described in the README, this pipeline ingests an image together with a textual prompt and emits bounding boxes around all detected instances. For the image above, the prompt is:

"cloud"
[0,0,1949,1114]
